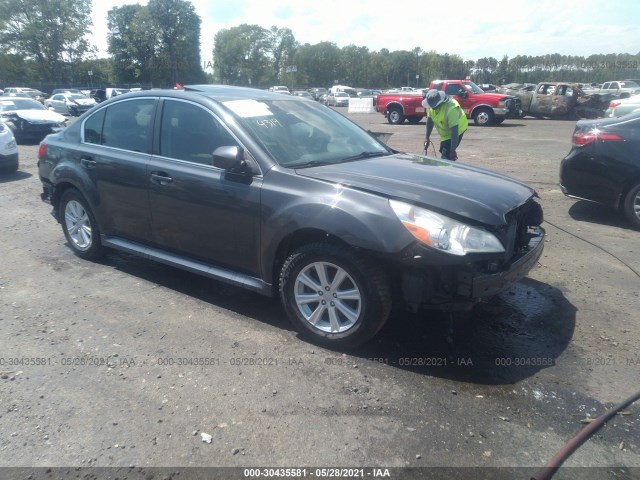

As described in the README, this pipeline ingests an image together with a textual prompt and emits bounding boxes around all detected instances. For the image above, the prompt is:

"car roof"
[91,85,304,106]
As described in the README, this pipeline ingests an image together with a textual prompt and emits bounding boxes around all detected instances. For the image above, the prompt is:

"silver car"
[605,93,640,117]
[45,93,97,116]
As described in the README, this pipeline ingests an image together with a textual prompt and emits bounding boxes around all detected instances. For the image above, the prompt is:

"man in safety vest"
[423,89,468,161]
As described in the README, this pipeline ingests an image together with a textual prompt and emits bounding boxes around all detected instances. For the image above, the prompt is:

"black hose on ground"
[531,388,640,480]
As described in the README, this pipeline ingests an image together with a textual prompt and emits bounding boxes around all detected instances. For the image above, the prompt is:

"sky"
[90,0,640,71]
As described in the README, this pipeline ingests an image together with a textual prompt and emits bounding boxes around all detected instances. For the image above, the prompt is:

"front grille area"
[505,97,522,115]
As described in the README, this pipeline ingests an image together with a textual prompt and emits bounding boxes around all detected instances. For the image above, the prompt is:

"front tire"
[623,182,640,230]
[279,243,391,348]
[473,107,495,126]
[59,189,105,259]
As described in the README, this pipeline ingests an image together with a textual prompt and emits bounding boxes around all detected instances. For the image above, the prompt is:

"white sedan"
[45,93,97,116]
[0,120,19,173]
[605,93,640,117]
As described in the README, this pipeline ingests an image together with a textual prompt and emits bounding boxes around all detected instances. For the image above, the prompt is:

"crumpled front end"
[397,199,544,311]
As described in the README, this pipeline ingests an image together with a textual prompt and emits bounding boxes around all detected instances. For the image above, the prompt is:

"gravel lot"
[1,110,638,478]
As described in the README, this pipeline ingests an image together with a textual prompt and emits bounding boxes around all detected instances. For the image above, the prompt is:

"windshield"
[0,99,46,111]
[222,98,391,168]
[462,81,485,94]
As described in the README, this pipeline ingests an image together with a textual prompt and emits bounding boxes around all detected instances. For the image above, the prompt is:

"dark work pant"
[439,133,465,160]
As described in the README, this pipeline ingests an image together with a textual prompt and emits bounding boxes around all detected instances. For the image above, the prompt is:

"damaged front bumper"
[398,226,545,311]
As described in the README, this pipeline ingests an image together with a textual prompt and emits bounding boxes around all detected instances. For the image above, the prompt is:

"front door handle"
[150,172,173,186]
[80,157,96,169]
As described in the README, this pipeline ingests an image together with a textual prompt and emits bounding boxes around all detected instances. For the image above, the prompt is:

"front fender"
[259,173,415,280]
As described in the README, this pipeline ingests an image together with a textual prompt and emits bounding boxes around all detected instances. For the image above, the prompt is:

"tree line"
[1,0,639,92]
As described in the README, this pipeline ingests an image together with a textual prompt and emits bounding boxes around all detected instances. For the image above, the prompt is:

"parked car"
[269,85,291,95]
[0,97,66,143]
[308,87,328,101]
[326,91,350,107]
[604,93,640,117]
[0,120,19,173]
[37,86,544,348]
[560,111,640,229]
[45,93,97,116]
[3,87,46,103]
[51,88,83,96]
[292,90,314,100]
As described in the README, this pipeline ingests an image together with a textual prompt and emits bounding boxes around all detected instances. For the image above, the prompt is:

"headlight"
[389,199,505,256]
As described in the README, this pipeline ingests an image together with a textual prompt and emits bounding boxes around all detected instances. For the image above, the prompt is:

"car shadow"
[568,200,634,230]
[353,278,576,385]
[0,170,32,183]
[97,252,575,386]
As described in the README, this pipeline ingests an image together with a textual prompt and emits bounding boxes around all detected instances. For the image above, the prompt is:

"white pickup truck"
[596,80,640,99]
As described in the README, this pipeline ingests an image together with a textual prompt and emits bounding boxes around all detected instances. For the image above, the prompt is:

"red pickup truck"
[429,80,523,126]
[375,80,523,126]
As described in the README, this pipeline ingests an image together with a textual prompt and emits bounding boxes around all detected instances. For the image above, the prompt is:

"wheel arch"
[51,179,100,227]
[619,173,640,209]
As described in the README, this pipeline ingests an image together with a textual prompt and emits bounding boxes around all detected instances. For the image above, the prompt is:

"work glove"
[450,150,458,161]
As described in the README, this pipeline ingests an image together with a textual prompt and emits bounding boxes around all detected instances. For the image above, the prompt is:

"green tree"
[0,0,94,83]
[107,4,157,83]
[148,0,205,85]
[107,0,205,86]
[213,24,271,86]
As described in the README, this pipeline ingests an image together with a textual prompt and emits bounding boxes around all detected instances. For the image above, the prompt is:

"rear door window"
[101,99,155,153]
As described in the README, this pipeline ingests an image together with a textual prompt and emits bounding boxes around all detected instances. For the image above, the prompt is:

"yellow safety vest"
[427,98,468,141]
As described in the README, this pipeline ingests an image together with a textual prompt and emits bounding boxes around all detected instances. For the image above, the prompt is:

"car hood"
[296,153,536,226]
[8,109,66,123]
[473,91,513,101]
[70,98,96,106]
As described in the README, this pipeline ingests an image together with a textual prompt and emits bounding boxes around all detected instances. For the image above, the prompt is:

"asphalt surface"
[0,110,638,479]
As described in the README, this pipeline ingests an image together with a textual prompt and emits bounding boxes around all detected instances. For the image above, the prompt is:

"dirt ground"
[0,111,638,479]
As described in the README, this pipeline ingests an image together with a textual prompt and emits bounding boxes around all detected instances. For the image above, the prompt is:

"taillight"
[572,129,623,146]
[37,142,46,160]
[608,102,621,108]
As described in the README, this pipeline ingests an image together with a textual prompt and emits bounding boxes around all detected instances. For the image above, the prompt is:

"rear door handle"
[150,172,173,186]
[80,157,96,169]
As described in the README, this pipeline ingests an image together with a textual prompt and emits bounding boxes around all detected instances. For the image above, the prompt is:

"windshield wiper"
[290,160,334,169]
[339,151,388,163]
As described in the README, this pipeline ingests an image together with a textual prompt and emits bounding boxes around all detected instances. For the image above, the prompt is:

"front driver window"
[159,100,238,165]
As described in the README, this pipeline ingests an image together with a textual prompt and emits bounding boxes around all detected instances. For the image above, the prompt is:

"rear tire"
[59,189,105,259]
[623,182,640,230]
[279,243,391,348]
[387,108,405,125]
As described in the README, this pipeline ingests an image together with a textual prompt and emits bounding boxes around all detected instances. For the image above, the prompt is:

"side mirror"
[457,90,468,99]
[213,145,248,172]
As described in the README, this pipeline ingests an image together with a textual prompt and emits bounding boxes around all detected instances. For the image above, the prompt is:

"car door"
[48,94,63,113]
[445,83,472,111]
[148,99,262,275]
[78,97,156,242]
